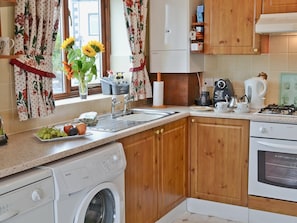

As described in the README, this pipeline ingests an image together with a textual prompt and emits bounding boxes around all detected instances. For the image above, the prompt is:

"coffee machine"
[213,79,234,105]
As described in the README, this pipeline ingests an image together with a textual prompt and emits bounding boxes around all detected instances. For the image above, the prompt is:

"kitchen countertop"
[1,106,297,179]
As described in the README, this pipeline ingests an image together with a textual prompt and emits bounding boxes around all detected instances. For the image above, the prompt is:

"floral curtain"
[10,0,61,121]
[122,0,152,101]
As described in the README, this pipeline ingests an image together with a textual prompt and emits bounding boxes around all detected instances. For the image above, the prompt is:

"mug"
[0,37,14,55]
[236,102,249,113]
[215,101,229,112]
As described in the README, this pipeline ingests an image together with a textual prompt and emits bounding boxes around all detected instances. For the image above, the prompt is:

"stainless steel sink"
[91,109,178,132]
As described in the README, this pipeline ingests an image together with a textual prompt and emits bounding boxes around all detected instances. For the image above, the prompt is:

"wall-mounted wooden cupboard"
[262,0,297,13]
[204,0,262,54]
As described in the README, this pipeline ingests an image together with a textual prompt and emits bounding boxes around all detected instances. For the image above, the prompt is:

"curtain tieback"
[10,58,56,78]
[129,59,146,72]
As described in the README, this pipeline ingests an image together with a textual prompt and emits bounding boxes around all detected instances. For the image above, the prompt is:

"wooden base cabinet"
[189,117,249,206]
[120,119,187,223]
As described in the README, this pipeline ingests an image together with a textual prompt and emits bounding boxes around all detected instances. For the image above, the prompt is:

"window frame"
[54,0,111,100]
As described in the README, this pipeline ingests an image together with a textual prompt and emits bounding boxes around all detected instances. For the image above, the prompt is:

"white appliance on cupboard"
[0,168,54,223]
[149,0,204,73]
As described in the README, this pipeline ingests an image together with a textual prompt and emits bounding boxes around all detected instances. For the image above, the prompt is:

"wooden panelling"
[262,0,297,13]
[249,195,297,217]
[150,73,199,106]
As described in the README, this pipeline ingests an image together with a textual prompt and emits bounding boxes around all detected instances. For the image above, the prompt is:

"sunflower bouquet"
[61,37,105,94]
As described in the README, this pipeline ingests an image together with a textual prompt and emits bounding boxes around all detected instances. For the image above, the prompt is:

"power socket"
[203,78,214,87]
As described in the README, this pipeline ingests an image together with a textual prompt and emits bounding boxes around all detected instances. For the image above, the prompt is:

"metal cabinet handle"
[155,129,164,135]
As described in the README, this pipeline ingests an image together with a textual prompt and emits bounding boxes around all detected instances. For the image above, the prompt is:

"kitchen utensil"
[198,91,212,106]
[213,79,234,105]
[229,96,238,108]
[235,102,250,113]
[239,95,249,103]
[214,101,229,113]
[190,106,213,112]
[244,77,267,109]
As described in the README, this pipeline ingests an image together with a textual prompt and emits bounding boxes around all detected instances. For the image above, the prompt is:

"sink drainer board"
[91,109,178,132]
[116,113,164,122]
[91,117,138,132]
[279,73,297,106]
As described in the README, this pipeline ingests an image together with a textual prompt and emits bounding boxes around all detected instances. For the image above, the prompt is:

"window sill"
[55,94,112,107]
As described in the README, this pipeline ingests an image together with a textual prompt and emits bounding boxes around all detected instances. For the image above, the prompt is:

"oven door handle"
[258,141,297,152]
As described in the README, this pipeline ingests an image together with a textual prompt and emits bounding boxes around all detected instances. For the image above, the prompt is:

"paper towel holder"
[152,72,166,108]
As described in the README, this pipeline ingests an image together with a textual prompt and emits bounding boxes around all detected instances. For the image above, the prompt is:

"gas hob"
[258,104,297,116]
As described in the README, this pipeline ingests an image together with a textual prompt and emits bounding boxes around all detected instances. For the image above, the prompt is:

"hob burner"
[258,104,297,115]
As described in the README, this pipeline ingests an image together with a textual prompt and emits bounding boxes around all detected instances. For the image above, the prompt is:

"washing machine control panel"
[102,150,124,171]
[49,143,126,196]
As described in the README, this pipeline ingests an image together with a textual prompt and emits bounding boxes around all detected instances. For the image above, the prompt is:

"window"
[53,0,110,99]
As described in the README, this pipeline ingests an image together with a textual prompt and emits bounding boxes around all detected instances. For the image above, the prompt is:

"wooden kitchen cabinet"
[120,118,187,223]
[204,0,262,54]
[157,118,187,217]
[120,129,157,223]
[0,0,16,7]
[262,0,297,13]
[189,117,249,206]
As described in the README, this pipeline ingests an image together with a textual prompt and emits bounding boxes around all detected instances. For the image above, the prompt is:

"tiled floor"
[172,212,244,223]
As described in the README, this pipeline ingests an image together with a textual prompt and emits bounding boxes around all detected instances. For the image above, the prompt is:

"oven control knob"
[259,127,266,133]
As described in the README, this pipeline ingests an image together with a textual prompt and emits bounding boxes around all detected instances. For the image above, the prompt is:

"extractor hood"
[255,12,297,35]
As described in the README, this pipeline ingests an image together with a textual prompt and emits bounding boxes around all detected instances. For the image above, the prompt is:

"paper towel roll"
[153,81,164,107]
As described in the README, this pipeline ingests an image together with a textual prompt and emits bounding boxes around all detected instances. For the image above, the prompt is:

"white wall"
[203,35,297,105]
[110,0,132,72]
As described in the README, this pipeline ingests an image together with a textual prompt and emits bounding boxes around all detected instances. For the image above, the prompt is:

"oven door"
[249,137,297,202]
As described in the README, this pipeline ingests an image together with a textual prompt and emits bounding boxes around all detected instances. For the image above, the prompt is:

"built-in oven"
[249,121,297,202]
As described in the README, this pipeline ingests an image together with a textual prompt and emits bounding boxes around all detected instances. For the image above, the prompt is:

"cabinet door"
[120,130,158,223]
[0,0,16,7]
[150,0,188,51]
[157,119,187,217]
[204,0,262,54]
[190,117,249,206]
[150,50,189,73]
[262,0,297,13]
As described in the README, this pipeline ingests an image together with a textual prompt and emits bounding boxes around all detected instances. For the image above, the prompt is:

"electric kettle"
[244,77,267,109]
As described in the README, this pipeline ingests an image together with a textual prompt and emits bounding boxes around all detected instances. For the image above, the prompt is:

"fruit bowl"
[35,122,89,142]
[34,132,92,142]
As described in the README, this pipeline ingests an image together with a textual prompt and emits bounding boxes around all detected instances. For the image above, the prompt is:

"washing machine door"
[74,182,121,223]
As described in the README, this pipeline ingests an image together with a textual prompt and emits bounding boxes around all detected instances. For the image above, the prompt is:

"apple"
[63,124,73,135]
[76,122,87,135]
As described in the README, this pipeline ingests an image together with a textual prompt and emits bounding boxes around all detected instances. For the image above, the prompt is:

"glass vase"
[79,80,88,99]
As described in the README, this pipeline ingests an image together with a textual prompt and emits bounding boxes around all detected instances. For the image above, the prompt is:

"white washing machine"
[42,142,126,223]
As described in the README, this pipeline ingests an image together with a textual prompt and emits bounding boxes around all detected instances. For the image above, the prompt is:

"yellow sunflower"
[61,37,75,49]
[89,40,105,53]
[82,44,96,57]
